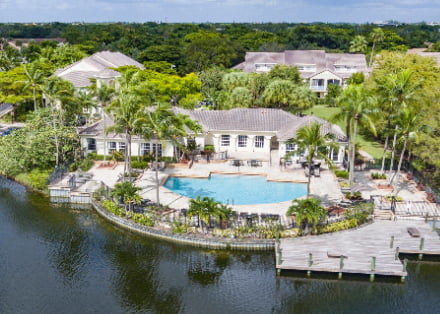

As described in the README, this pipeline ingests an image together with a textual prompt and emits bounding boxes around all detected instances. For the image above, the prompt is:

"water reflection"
[1,177,440,314]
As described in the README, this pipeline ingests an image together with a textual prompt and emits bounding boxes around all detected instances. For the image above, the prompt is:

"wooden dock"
[276,220,440,281]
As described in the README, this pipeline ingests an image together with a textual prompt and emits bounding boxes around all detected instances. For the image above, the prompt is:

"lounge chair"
[232,159,242,167]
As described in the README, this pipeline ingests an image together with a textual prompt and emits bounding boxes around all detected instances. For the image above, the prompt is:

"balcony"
[310,85,327,91]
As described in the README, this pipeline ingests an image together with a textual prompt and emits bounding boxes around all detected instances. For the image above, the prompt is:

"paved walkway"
[354,170,427,202]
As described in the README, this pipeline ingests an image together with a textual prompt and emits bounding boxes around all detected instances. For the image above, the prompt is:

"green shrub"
[15,169,51,190]
[344,191,363,200]
[102,200,125,216]
[318,218,359,234]
[204,145,214,152]
[132,160,148,169]
[345,203,374,223]
[335,170,349,179]
[131,213,155,227]
[172,221,189,234]
[79,158,94,171]
[371,172,387,180]
[385,194,404,202]
[256,224,284,239]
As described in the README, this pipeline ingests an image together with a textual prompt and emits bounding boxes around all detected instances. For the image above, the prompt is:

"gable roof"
[233,50,369,79]
[56,51,144,87]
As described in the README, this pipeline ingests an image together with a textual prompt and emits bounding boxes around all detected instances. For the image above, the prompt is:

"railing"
[310,85,326,91]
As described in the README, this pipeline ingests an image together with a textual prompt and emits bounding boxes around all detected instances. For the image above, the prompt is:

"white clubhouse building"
[79,108,347,165]
[234,50,369,97]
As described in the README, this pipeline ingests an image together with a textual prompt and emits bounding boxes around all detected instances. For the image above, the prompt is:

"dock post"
[433,219,437,230]
[418,238,424,260]
[338,256,344,279]
[395,246,400,260]
[425,213,428,223]
[307,253,313,276]
[370,256,376,282]
[401,259,408,283]
[390,235,394,248]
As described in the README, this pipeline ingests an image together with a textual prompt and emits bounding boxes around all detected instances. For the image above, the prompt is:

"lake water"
[0,177,439,313]
[164,174,307,205]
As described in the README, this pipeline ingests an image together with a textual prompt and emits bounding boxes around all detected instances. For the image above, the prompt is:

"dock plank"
[276,220,440,279]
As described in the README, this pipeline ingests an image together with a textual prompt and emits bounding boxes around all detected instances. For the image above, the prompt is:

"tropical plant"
[389,107,422,185]
[287,198,326,234]
[106,93,144,178]
[92,84,115,161]
[334,84,377,188]
[187,196,218,231]
[136,104,201,204]
[369,28,385,67]
[349,35,368,53]
[22,63,43,111]
[286,122,337,197]
[111,181,141,211]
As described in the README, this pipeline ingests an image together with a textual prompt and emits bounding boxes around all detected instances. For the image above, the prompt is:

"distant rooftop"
[56,51,144,88]
[233,50,369,79]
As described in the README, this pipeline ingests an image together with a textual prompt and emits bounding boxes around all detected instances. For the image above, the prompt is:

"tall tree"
[136,104,201,204]
[349,35,368,53]
[334,85,377,188]
[369,28,385,67]
[22,63,44,111]
[286,123,337,198]
[106,93,143,178]
[92,84,115,161]
[389,107,422,186]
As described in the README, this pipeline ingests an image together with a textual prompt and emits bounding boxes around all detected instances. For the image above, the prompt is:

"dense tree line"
[1,22,440,73]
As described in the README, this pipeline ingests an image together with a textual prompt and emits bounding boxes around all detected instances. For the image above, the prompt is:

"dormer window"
[255,63,277,73]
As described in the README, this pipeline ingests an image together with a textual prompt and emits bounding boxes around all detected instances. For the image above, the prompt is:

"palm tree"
[287,198,326,235]
[349,35,368,53]
[136,104,201,204]
[188,196,218,231]
[334,85,377,188]
[369,28,385,67]
[378,70,418,173]
[389,107,422,185]
[286,122,337,198]
[106,93,143,178]
[23,63,43,111]
[41,78,74,166]
[92,84,115,161]
[111,181,141,211]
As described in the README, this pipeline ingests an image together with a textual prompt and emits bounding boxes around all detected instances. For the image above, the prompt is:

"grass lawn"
[305,105,384,159]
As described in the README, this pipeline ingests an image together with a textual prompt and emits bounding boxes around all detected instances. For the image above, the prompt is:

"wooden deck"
[276,220,440,280]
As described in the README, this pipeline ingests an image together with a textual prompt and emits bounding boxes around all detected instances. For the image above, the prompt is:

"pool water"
[163,174,307,205]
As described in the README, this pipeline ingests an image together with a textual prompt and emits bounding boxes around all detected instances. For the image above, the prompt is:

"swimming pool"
[163,174,307,205]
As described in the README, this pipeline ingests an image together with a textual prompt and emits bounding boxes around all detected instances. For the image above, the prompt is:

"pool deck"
[136,161,343,218]
[276,220,440,280]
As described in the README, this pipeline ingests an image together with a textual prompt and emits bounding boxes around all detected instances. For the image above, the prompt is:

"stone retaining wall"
[91,200,275,251]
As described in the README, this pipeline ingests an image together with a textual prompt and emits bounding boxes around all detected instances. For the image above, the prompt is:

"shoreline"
[91,199,275,251]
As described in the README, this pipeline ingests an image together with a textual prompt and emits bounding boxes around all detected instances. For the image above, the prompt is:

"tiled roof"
[56,51,144,87]
[79,108,347,142]
[233,50,369,79]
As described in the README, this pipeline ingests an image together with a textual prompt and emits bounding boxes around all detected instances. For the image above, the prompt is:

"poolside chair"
[232,159,242,167]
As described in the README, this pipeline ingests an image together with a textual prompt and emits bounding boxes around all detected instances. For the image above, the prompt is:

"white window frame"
[108,142,117,153]
[152,143,162,157]
[86,138,96,151]
[285,143,297,153]
[118,142,126,153]
[238,135,248,148]
[221,135,230,147]
[255,136,264,148]
[141,143,151,155]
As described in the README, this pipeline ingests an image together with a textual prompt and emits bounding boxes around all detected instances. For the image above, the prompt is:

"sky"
[0,0,439,23]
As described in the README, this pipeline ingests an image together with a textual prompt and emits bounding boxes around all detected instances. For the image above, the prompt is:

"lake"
[0,177,439,313]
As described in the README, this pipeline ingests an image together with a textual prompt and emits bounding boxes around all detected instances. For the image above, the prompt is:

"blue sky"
[0,0,439,23]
